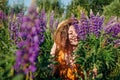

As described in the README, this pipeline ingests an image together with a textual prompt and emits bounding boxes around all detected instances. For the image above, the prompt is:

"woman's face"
[68,25,78,46]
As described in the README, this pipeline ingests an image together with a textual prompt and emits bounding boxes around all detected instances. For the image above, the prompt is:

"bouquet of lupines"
[74,11,89,40]
[73,10,120,80]
[9,7,46,80]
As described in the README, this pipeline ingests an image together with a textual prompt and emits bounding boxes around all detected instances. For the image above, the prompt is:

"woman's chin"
[70,42,78,46]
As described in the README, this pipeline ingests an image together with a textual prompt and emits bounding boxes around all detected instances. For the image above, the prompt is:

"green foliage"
[35,29,61,80]
[36,0,64,18]
[103,0,120,22]
[12,74,24,80]
[0,14,16,80]
[108,47,120,79]
[9,4,25,14]
[0,0,12,15]
[74,33,119,79]
[35,30,54,79]
[0,0,7,11]
[0,1,17,80]
[66,4,87,18]
[67,0,114,16]
[8,0,26,14]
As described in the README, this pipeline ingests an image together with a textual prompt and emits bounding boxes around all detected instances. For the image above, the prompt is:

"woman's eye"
[69,32,72,34]
[69,33,72,35]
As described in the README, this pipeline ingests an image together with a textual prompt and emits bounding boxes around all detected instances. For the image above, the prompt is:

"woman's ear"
[50,43,57,57]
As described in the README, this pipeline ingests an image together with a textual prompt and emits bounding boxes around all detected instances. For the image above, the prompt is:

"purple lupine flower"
[0,10,6,20]
[104,17,120,46]
[40,9,47,25]
[113,39,120,44]
[74,12,89,40]
[9,20,19,43]
[11,7,46,77]
[89,10,104,37]
[54,19,59,29]
[49,11,54,30]
[104,17,120,38]
[105,22,120,37]
[29,65,36,72]
[105,17,117,27]
[16,12,24,22]
[39,10,46,30]
[17,41,25,48]
[9,11,24,43]
[27,6,38,20]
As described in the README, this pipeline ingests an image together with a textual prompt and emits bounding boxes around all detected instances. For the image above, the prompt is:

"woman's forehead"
[69,25,75,31]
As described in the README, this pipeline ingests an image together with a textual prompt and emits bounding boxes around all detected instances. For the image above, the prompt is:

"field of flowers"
[0,0,120,80]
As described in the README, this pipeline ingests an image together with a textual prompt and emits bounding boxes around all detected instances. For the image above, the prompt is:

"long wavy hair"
[54,18,78,54]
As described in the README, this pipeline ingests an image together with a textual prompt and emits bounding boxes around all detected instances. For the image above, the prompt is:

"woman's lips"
[70,38,78,42]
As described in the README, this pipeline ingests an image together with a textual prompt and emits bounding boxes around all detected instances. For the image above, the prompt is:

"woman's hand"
[50,43,56,57]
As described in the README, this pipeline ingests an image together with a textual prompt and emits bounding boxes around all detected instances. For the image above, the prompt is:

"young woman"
[50,18,84,80]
